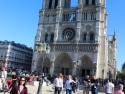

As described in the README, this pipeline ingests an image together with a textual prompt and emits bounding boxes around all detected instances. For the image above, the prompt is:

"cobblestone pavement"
[0,85,106,94]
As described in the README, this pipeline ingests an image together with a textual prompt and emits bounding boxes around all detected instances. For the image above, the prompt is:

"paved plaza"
[0,84,105,94]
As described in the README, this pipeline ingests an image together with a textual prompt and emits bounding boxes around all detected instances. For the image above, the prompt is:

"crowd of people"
[0,66,125,94]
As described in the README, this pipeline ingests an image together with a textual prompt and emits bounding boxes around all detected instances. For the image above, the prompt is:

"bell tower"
[78,0,106,6]
[42,0,61,9]
[63,0,71,8]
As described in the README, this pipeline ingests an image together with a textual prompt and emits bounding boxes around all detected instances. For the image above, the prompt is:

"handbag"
[55,87,62,91]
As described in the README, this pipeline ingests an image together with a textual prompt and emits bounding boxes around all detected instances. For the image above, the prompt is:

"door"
[66,68,69,75]
[87,69,90,75]
[82,69,85,77]
[61,68,65,75]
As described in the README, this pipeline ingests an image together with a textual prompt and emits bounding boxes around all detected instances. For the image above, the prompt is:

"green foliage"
[7,73,13,77]
[117,71,125,80]
[33,77,37,81]
[7,73,29,80]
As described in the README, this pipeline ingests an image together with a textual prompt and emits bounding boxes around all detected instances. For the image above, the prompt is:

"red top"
[29,76,33,82]
[7,79,12,87]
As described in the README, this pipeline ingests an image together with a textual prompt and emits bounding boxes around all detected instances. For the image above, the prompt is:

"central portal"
[61,68,69,75]
[54,52,73,75]
[78,55,93,77]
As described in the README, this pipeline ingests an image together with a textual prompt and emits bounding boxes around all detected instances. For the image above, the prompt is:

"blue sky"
[0,0,125,71]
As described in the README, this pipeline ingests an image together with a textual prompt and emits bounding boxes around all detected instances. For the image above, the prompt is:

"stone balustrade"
[49,43,98,52]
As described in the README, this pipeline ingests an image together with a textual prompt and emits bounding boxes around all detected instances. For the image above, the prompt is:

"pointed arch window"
[50,33,54,42]
[86,0,89,5]
[83,33,87,41]
[64,0,70,8]
[91,12,94,20]
[90,33,94,41]
[49,0,52,9]
[86,12,88,20]
[92,0,95,5]
[45,34,48,41]
[54,0,58,8]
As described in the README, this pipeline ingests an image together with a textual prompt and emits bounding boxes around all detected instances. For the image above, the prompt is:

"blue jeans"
[66,89,72,94]
[91,89,98,94]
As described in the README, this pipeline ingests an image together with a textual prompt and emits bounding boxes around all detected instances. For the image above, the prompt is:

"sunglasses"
[20,80,25,81]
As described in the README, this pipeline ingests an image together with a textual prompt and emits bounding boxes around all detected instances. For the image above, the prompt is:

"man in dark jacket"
[83,75,91,94]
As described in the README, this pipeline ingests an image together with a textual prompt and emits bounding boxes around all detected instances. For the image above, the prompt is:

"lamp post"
[76,60,82,78]
[36,42,50,94]
[75,59,82,88]
[102,69,104,81]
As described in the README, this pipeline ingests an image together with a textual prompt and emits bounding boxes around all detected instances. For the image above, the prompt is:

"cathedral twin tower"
[32,0,117,79]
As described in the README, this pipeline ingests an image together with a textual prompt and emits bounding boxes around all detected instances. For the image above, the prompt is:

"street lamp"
[102,69,104,79]
[76,60,81,77]
[36,42,50,94]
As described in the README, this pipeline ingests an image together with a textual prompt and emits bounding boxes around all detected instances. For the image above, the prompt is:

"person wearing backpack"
[91,75,99,94]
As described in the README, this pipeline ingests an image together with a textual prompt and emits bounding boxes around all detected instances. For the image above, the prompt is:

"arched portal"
[54,52,73,75]
[36,57,51,73]
[79,55,93,77]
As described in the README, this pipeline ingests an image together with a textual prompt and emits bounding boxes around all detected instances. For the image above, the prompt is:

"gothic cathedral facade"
[32,0,117,79]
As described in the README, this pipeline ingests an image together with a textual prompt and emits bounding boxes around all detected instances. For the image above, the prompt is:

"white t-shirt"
[19,86,24,93]
[106,82,114,93]
[1,71,7,78]
[53,78,63,87]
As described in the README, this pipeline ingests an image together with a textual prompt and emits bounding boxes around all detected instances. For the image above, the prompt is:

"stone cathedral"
[32,0,117,79]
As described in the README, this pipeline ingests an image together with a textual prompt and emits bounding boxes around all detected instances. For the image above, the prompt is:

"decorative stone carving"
[86,26,91,32]
[62,28,75,41]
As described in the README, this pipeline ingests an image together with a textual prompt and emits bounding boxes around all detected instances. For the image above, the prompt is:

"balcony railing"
[45,41,98,44]
[49,43,98,52]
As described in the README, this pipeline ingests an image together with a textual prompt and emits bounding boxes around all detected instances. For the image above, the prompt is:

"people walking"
[10,77,28,94]
[91,75,99,94]
[64,75,75,94]
[105,79,114,94]
[74,77,79,91]
[115,84,124,94]
[53,73,63,94]
[44,76,50,86]
[83,75,91,94]
[12,72,17,87]
[28,74,34,82]
[0,66,7,90]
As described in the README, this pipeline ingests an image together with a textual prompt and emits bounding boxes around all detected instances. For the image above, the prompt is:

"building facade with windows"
[32,0,117,79]
[0,40,33,69]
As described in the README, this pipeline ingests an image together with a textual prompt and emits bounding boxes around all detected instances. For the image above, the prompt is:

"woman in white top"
[64,75,75,94]
[53,73,63,94]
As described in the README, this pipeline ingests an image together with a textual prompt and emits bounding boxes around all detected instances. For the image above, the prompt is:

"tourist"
[91,75,99,94]
[28,74,34,82]
[0,66,7,90]
[10,77,28,94]
[114,84,124,94]
[64,75,75,94]
[53,73,63,94]
[83,75,91,94]
[16,70,21,81]
[12,72,17,87]
[44,76,50,86]
[74,77,79,91]
[105,79,114,94]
